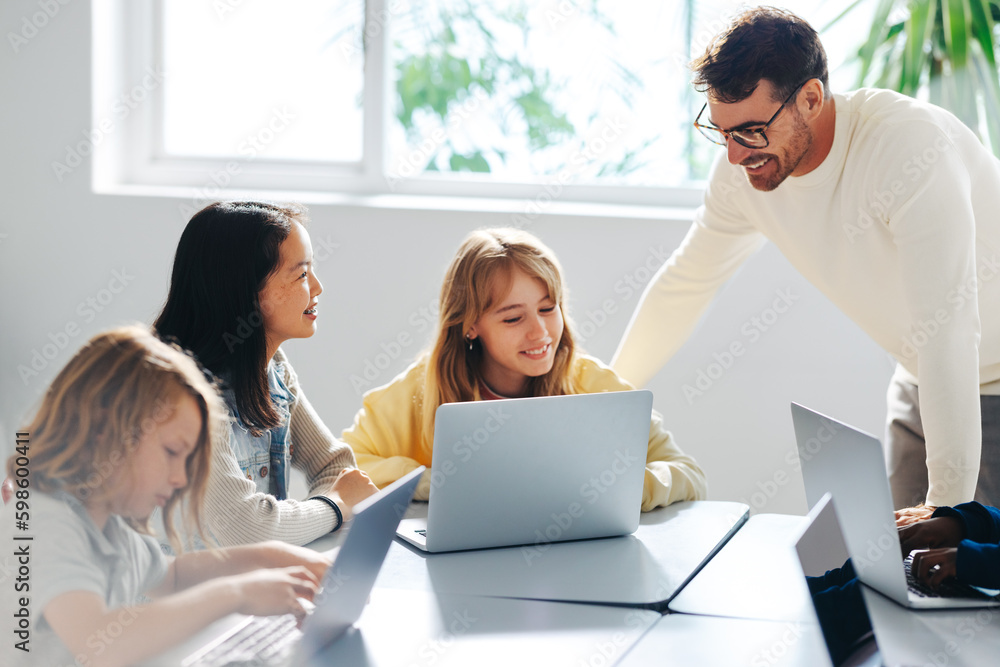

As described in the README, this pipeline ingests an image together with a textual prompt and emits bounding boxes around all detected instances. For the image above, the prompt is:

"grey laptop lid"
[295,465,423,658]
[791,402,1000,610]
[412,390,652,552]
[790,402,910,606]
[170,466,424,666]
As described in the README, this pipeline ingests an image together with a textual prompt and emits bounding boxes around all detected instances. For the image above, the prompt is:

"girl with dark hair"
[342,228,707,508]
[155,201,377,547]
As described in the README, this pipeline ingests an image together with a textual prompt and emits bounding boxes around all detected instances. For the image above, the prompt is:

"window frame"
[95,0,705,209]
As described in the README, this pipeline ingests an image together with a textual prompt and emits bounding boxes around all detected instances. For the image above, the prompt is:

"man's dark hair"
[691,6,830,103]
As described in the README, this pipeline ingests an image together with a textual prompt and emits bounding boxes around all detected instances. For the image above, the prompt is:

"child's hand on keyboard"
[898,515,964,557]
[232,566,320,619]
[257,540,333,582]
[910,548,959,591]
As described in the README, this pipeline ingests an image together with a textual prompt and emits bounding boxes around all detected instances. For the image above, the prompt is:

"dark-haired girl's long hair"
[154,201,307,435]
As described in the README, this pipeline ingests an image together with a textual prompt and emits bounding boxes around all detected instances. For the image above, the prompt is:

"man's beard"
[742,114,813,192]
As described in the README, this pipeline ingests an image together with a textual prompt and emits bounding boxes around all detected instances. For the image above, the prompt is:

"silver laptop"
[791,402,1000,610]
[150,466,424,667]
[397,390,653,552]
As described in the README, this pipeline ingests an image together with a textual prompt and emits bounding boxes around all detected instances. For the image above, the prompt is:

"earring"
[465,335,474,351]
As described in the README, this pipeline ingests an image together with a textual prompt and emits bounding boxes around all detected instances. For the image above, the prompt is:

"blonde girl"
[342,228,707,508]
[1,327,329,667]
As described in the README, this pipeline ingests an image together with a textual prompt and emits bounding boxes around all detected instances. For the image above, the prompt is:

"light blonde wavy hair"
[420,228,581,448]
[8,325,225,552]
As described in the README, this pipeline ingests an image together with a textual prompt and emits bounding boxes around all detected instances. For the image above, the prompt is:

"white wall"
[0,0,893,516]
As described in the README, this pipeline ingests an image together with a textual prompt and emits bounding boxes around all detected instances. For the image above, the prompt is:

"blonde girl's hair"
[7,325,225,552]
[420,228,581,447]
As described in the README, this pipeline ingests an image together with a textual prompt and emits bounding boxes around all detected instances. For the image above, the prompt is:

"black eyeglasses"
[693,81,808,149]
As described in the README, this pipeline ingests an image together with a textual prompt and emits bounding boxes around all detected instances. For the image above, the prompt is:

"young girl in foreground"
[155,202,377,547]
[0,327,329,667]
[343,228,707,508]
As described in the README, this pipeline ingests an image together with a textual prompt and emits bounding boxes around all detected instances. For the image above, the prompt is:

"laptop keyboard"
[182,614,302,667]
[903,554,993,600]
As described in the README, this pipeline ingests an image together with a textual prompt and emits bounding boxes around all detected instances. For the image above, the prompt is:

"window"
[97,0,866,207]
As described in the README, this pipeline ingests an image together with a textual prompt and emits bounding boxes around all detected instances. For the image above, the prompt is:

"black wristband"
[309,496,344,532]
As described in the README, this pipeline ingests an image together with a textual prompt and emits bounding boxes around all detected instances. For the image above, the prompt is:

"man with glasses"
[612,6,1000,519]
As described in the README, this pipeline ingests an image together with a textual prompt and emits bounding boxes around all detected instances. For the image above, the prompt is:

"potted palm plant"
[831,0,1000,155]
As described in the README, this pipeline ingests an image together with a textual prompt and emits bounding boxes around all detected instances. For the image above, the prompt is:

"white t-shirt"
[614,88,1000,506]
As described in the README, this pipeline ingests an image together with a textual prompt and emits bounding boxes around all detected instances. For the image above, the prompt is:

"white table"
[667,513,812,621]
[616,614,828,666]
[322,500,750,610]
[307,588,661,667]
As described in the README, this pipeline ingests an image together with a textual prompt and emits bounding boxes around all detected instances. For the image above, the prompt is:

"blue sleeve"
[932,502,1000,543]
[933,502,1000,588]
[955,541,1000,589]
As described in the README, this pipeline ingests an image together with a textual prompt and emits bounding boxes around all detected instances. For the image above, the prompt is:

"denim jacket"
[222,358,295,500]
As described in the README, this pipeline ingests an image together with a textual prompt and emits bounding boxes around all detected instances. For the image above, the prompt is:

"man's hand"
[895,504,937,527]
[899,515,965,557]
[910,548,959,591]
[1,478,13,505]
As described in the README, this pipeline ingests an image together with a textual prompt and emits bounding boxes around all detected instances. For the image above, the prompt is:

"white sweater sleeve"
[200,350,354,546]
[879,122,982,505]
[612,159,764,387]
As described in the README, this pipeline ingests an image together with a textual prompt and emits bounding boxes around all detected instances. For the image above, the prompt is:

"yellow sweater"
[342,355,707,511]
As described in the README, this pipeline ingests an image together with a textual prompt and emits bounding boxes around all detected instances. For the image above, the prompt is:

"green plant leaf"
[941,0,969,68]
[821,0,868,31]
[449,150,491,173]
[858,0,901,84]
[901,0,933,94]
[969,0,999,67]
